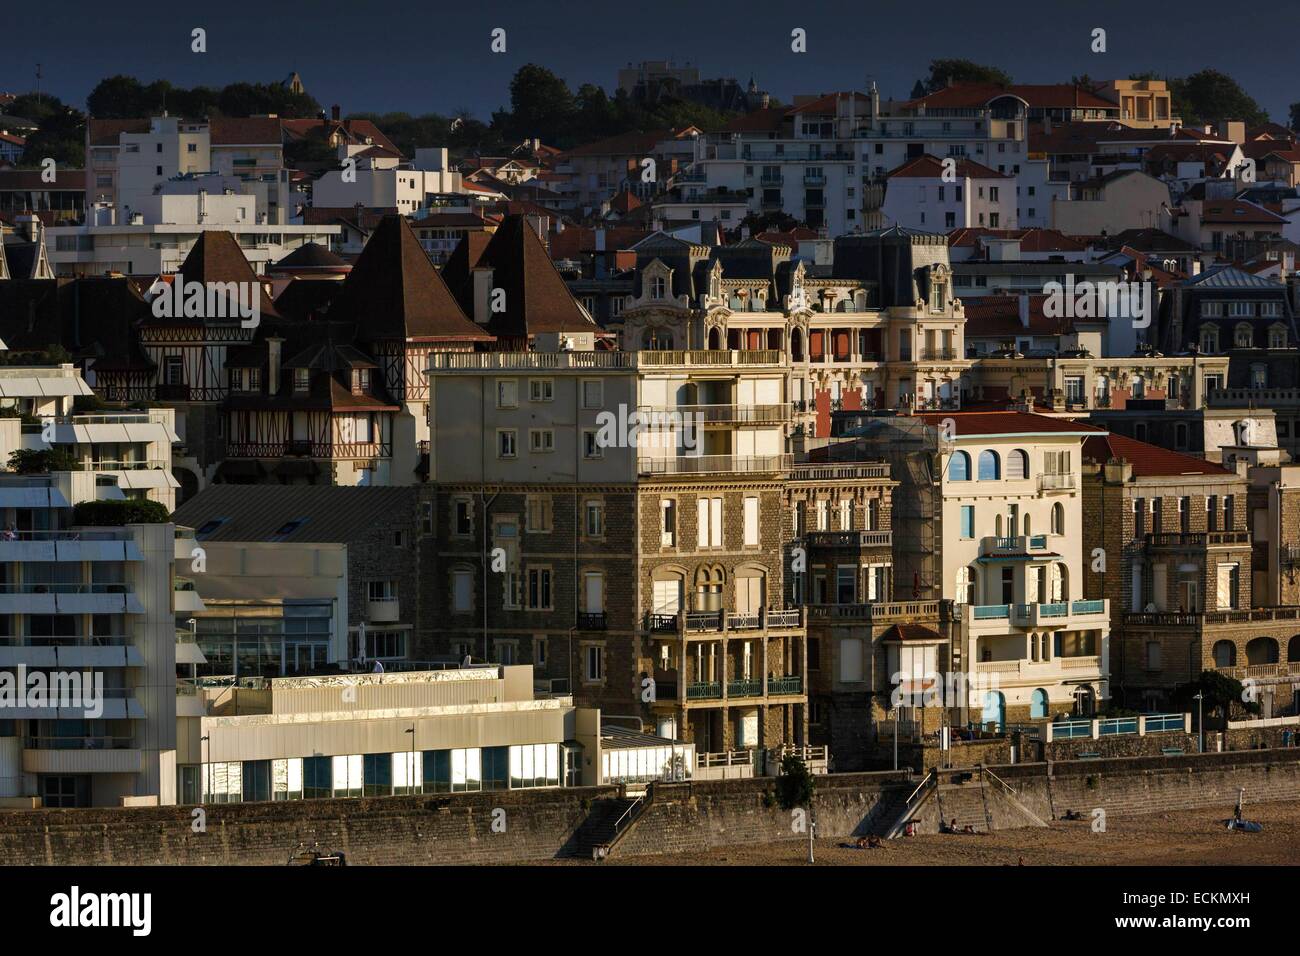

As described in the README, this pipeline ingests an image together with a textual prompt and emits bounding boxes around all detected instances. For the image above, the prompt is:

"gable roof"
[888,154,1007,179]
[1081,433,1236,477]
[324,215,491,341]
[449,215,596,337]
[147,231,281,324]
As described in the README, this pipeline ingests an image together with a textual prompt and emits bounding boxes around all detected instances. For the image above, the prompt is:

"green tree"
[7,448,78,474]
[72,498,171,526]
[1172,670,1260,727]
[1167,70,1268,127]
[922,59,1013,94]
[506,64,576,142]
[9,93,85,168]
[775,755,815,811]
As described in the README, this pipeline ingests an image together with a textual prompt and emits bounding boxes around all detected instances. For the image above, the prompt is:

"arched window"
[790,328,804,362]
[1212,640,1236,668]
[948,451,971,481]
[1234,323,1254,348]
[977,450,1000,480]
[1246,637,1279,666]
[1289,634,1300,663]
[1007,449,1029,480]
[1023,514,1032,537]
[1051,502,1064,535]
[1030,688,1049,719]
[693,565,725,612]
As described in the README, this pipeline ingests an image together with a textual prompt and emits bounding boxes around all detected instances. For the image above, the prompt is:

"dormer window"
[651,276,667,299]
[294,368,310,393]
[930,280,946,313]
[351,368,372,395]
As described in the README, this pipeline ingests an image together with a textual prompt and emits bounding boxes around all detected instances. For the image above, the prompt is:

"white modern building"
[0,365,181,509]
[0,471,201,808]
[312,146,465,214]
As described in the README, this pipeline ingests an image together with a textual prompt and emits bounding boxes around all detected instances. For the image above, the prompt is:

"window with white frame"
[529,429,555,453]
[496,379,518,408]
[497,429,517,458]
[697,496,722,548]
[529,378,554,402]
[743,496,760,547]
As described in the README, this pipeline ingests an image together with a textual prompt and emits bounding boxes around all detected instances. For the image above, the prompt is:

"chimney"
[472,267,495,324]
[1018,292,1030,328]
[331,104,341,121]
[267,336,284,395]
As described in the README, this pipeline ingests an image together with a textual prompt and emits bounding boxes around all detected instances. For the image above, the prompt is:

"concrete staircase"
[558,796,645,860]
[935,782,992,833]
[865,784,912,836]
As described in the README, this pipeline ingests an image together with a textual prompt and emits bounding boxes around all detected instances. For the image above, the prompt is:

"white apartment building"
[0,471,201,808]
[47,211,340,276]
[312,146,465,214]
[920,412,1110,724]
[87,115,288,223]
[684,86,1028,236]
[0,365,181,509]
[881,155,1016,231]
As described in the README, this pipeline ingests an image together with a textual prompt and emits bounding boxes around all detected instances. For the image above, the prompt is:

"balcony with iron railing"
[1145,530,1250,550]
[645,606,805,635]
[577,611,607,630]
[651,671,804,704]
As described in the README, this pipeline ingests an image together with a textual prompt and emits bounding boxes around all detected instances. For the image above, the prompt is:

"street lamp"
[1193,692,1204,753]
[405,725,416,795]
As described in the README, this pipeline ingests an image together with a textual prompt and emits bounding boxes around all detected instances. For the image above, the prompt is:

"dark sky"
[2,0,1293,122]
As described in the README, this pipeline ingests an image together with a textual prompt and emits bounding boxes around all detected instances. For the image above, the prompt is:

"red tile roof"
[947,227,1087,253]
[961,295,1076,337]
[1199,199,1287,225]
[881,623,944,643]
[888,154,1007,179]
[903,83,1118,112]
[915,410,1105,437]
[788,92,873,114]
[1082,433,1235,477]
